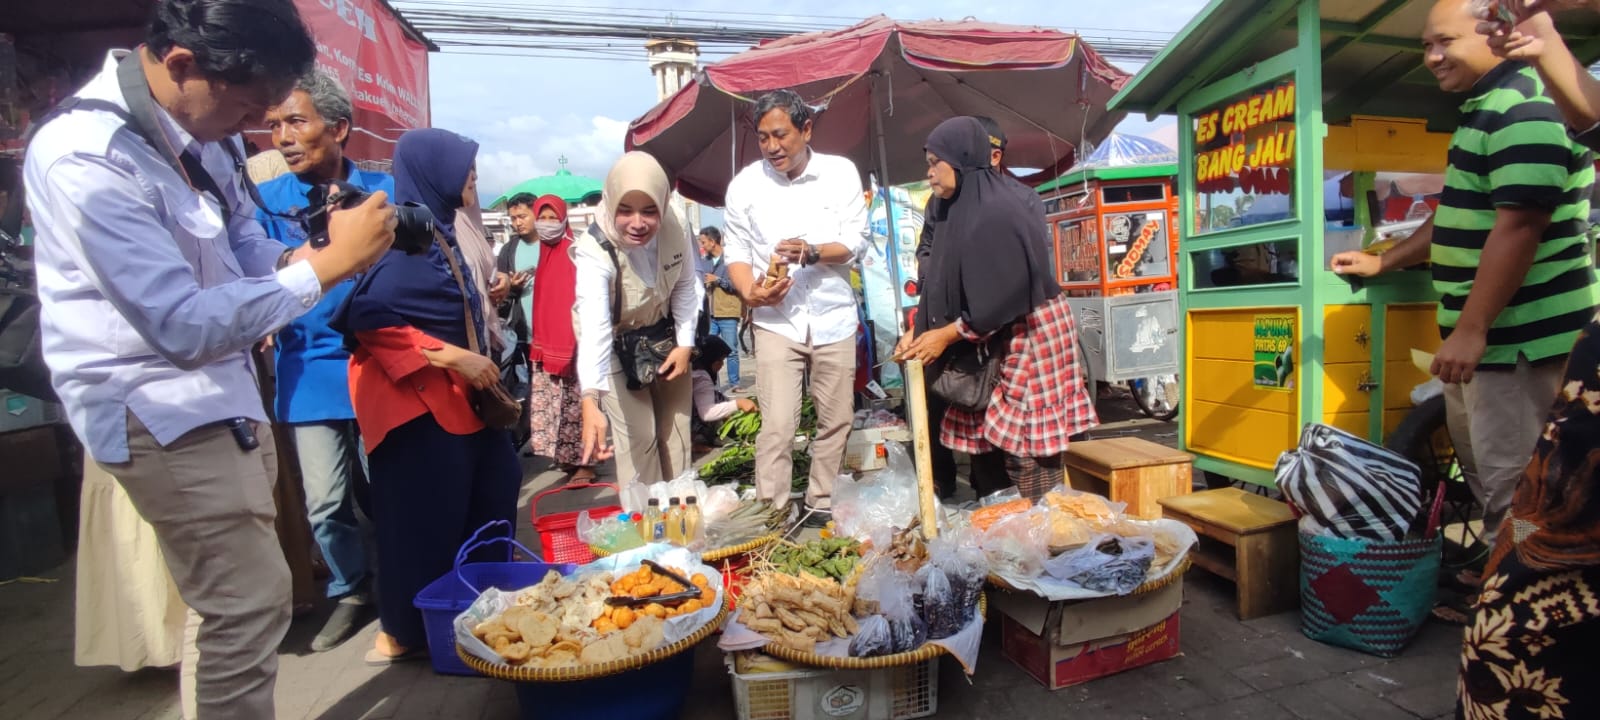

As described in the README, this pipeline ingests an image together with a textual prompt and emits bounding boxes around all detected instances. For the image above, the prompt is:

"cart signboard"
[1104,292,1180,382]
[1059,217,1100,285]
[1193,79,1297,234]
[1105,211,1171,280]
[1252,314,1295,391]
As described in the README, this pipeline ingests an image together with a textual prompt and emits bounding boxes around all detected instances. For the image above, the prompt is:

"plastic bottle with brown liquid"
[665,498,685,545]
[683,496,703,546]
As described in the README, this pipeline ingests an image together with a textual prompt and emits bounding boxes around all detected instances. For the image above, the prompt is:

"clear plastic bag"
[926,527,985,632]
[833,442,919,539]
[879,569,927,653]
[920,564,960,639]
[979,506,1050,579]
[849,564,920,657]
[1042,534,1155,595]
[700,485,741,525]
[849,615,893,657]
[576,510,600,544]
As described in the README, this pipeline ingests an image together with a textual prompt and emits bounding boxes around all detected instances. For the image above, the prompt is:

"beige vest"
[575,224,687,332]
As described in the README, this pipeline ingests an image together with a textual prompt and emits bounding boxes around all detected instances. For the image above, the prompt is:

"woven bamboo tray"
[756,592,987,670]
[588,532,781,563]
[456,600,730,683]
[986,556,1193,597]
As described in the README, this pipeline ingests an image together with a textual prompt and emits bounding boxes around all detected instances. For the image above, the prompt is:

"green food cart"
[1106,0,1600,535]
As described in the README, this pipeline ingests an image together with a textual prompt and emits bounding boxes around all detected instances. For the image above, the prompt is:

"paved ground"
[0,388,1464,720]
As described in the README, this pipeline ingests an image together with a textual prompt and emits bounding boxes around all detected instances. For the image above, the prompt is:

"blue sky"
[422,0,1212,202]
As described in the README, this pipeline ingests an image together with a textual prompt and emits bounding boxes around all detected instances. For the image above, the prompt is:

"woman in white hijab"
[572,152,702,488]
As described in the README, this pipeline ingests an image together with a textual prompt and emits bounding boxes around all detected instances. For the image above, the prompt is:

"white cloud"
[467,114,629,201]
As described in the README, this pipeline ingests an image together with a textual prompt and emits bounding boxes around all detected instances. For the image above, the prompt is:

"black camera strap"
[590,224,625,331]
[112,50,276,226]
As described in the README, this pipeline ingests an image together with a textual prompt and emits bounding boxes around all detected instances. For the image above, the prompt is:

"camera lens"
[392,203,435,255]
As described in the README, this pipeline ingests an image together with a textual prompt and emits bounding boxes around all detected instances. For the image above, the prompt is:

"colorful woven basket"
[1299,533,1441,658]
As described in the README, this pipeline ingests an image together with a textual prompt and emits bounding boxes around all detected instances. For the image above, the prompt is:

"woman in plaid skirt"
[897,116,1098,501]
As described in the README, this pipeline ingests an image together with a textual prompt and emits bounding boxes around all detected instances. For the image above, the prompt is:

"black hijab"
[920,117,1058,336]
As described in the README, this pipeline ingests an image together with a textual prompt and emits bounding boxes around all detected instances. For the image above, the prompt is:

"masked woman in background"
[336,128,520,665]
[896,116,1098,501]
[523,194,595,482]
[574,151,702,489]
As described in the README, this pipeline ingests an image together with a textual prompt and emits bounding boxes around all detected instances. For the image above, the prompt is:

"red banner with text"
[247,0,429,162]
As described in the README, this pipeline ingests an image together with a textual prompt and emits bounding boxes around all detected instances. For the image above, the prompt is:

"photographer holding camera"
[256,69,392,653]
[23,1,395,717]
[335,128,521,666]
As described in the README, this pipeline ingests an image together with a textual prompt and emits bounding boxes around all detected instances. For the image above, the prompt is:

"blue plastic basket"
[513,648,696,719]
[414,520,577,676]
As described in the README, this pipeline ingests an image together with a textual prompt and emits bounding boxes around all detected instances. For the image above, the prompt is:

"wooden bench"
[1063,437,1194,519]
[1159,488,1300,620]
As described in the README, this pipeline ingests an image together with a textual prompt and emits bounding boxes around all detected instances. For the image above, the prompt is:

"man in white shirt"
[24,1,395,716]
[724,89,869,525]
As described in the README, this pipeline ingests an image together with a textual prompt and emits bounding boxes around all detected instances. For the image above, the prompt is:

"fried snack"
[623,615,665,650]
[472,618,509,640]
[763,254,790,288]
[1043,490,1119,528]
[970,498,1033,531]
[510,610,559,648]
[736,569,856,651]
[497,641,535,665]
[579,633,630,664]
[1048,513,1092,550]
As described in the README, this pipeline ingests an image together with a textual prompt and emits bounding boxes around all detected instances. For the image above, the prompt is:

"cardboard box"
[994,577,1184,689]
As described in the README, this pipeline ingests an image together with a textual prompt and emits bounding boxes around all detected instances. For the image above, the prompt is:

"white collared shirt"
[24,51,321,463]
[571,229,703,394]
[722,150,868,346]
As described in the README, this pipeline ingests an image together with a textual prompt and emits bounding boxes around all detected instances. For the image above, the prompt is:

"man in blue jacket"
[256,69,393,652]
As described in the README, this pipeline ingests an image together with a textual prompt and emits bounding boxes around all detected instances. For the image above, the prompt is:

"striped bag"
[1275,423,1424,540]
[1299,533,1441,657]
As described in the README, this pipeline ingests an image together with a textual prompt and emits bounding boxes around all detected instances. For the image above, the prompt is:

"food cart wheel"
[1129,374,1180,421]
[1385,395,1487,570]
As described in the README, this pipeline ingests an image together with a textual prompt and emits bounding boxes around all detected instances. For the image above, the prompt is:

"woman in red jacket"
[335,128,519,664]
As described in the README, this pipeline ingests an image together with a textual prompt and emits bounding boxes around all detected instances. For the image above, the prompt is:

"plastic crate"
[730,657,938,720]
[414,521,576,676]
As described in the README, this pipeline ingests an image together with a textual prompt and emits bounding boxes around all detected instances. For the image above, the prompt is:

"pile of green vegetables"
[770,538,861,581]
[699,397,816,490]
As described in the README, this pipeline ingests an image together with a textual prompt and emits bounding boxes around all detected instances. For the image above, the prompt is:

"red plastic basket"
[530,482,620,564]
[714,553,756,604]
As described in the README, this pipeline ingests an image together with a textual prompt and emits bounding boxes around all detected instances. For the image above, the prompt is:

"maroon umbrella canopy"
[626,15,1132,207]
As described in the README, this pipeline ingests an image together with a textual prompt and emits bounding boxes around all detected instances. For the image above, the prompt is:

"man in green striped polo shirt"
[1331,0,1600,554]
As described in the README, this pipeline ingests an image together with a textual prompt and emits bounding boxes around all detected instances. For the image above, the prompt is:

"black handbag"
[594,230,696,391]
[927,328,1009,412]
[435,230,523,429]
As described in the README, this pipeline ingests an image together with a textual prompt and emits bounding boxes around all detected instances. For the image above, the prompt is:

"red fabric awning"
[627,16,1130,206]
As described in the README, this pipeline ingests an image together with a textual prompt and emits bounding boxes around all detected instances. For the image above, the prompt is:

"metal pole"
[870,71,907,337]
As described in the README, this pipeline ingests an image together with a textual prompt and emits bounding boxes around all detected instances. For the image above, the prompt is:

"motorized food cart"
[1106,0,1600,555]
[1039,163,1183,420]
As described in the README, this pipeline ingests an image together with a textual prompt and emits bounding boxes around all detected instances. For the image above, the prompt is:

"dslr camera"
[299,180,434,254]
